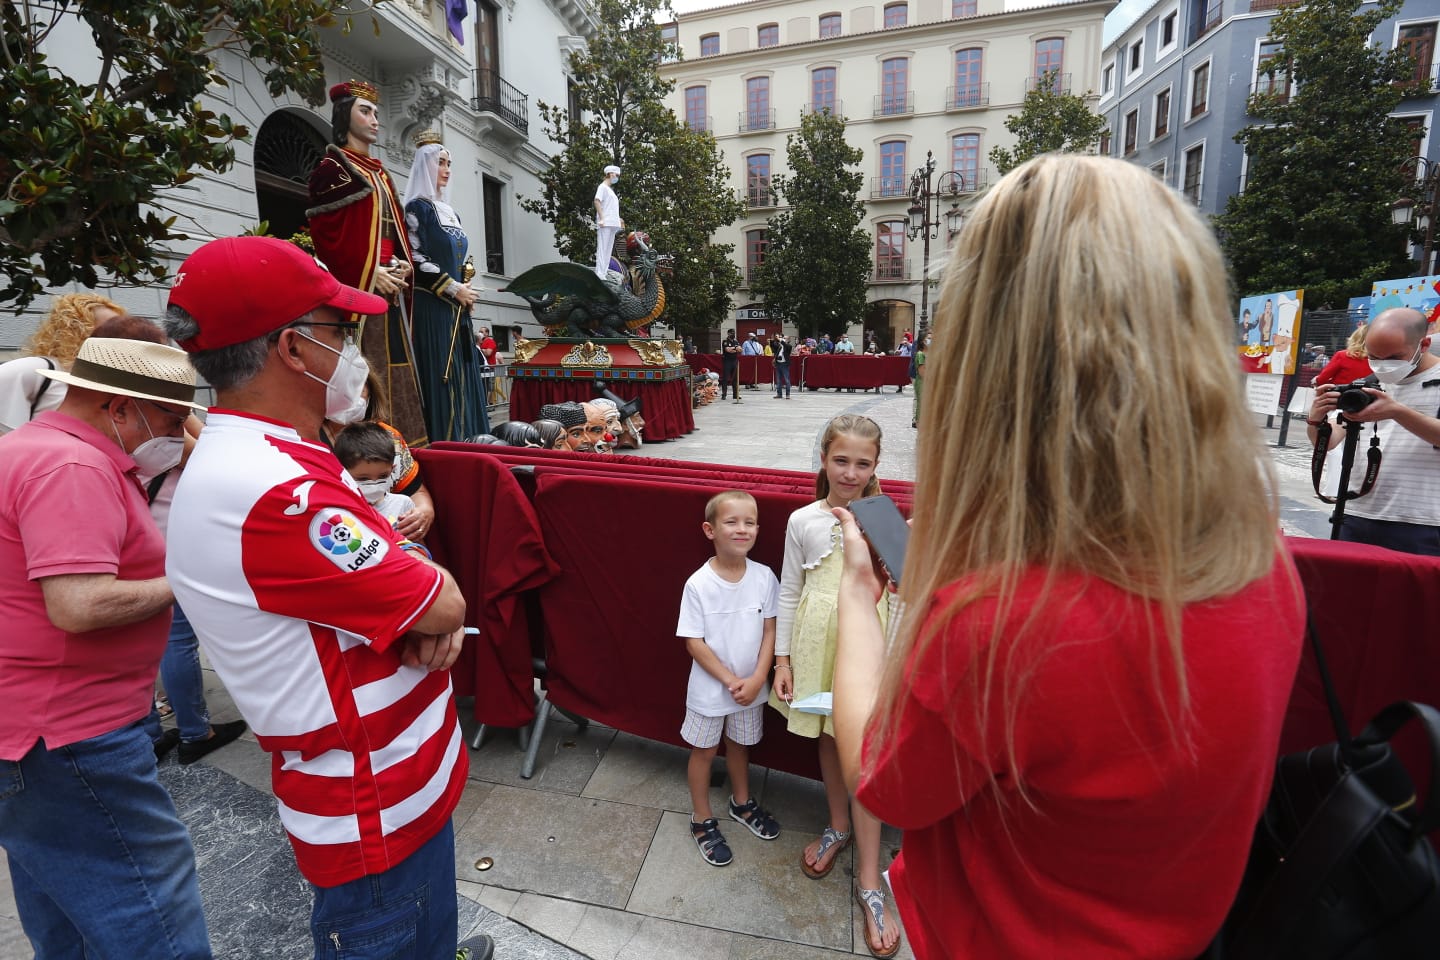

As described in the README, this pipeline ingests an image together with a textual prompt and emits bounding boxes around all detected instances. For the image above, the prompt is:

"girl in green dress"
[769,414,901,957]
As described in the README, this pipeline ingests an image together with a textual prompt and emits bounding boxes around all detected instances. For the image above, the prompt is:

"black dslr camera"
[1334,375,1382,415]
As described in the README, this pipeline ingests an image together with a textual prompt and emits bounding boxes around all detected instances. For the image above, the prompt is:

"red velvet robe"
[308,145,429,447]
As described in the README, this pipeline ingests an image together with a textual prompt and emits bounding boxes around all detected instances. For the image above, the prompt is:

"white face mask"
[609,174,619,184]
[300,331,370,423]
[1370,342,1424,385]
[356,478,390,505]
[111,400,184,483]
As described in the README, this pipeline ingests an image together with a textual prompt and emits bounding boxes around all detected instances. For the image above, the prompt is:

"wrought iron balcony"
[686,115,713,133]
[946,83,990,110]
[873,92,914,118]
[872,259,912,282]
[471,69,529,135]
[739,182,777,208]
[870,176,910,199]
[1026,72,1072,95]
[802,100,844,118]
[738,108,777,133]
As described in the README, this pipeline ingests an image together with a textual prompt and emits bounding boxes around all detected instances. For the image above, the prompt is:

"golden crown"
[329,79,380,104]
[413,129,444,148]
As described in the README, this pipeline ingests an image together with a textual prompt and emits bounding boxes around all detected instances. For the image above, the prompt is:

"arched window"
[879,141,907,196]
[700,33,720,56]
[884,3,908,27]
[253,111,328,242]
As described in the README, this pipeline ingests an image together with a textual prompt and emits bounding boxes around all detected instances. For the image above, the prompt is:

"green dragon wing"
[501,262,620,306]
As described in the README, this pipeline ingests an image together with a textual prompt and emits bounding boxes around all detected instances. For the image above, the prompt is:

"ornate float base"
[508,338,695,440]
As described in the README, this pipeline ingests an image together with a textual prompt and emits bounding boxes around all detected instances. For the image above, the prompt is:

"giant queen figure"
[307,79,429,446]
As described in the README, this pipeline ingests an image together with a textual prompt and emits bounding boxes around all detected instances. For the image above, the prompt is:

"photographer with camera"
[1307,307,1440,556]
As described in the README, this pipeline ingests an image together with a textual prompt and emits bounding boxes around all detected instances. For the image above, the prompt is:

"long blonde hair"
[1345,323,1368,359]
[814,414,883,500]
[875,155,1285,801]
[24,293,123,368]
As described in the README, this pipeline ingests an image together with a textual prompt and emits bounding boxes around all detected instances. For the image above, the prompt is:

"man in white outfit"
[594,163,625,280]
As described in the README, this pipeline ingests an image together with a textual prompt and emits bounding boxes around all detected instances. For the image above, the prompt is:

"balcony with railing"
[1026,72,1072,95]
[946,83,990,110]
[738,108,777,133]
[739,182,778,208]
[872,259,912,282]
[873,92,914,118]
[1248,77,1290,108]
[802,100,845,118]
[869,176,910,199]
[472,69,529,137]
[686,115,713,134]
[953,168,988,193]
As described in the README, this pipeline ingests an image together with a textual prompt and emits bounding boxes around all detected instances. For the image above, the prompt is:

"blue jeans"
[0,721,212,959]
[310,820,457,960]
[774,363,791,397]
[144,604,211,743]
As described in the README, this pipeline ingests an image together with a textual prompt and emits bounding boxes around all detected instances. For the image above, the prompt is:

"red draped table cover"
[510,377,695,441]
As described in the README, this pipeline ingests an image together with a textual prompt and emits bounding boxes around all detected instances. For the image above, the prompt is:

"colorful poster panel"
[1237,289,1304,375]
[1369,276,1440,329]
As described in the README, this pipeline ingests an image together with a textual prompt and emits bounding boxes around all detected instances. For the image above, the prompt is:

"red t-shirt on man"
[856,558,1304,960]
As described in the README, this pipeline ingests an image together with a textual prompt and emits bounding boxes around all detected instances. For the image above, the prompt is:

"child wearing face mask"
[334,421,416,530]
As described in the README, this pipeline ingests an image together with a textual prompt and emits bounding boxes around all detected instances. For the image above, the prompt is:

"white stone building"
[659,0,1113,348]
[3,0,596,357]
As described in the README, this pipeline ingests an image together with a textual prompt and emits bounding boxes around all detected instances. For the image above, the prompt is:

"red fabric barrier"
[687,353,773,387]
[413,448,558,726]
[531,472,823,779]
[428,443,915,505]
[1282,537,1440,754]
[509,377,695,441]
[687,354,910,390]
[798,355,911,390]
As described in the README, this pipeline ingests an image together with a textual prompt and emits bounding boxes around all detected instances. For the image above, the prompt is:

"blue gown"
[405,197,490,442]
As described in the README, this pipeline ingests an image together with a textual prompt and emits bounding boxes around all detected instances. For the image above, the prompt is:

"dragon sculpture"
[502,232,674,338]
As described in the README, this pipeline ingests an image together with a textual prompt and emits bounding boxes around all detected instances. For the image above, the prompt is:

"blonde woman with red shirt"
[830,155,1306,960]
[1312,323,1373,387]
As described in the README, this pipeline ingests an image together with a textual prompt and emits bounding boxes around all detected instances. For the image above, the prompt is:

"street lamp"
[1392,156,1440,276]
[906,150,964,344]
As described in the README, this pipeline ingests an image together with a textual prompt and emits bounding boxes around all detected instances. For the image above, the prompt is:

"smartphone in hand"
[849,494,909,587]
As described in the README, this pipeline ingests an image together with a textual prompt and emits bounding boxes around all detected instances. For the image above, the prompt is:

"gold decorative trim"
[512,338,548,364]
[561,342,613,368]
[629,339,683,365]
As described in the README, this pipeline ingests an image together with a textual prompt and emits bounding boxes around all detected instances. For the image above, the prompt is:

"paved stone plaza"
[0,385,1329,959]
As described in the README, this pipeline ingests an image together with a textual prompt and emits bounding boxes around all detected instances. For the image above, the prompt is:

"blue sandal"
[691,818,733,867]
[800,825,851,879]
[728,796,781,840]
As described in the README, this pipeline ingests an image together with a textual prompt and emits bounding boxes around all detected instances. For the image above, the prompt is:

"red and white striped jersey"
[167,410,467,887]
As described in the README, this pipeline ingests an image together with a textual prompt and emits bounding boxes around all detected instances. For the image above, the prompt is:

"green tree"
[0,0,383,308]
[989,71,1106,175]
[1214,0,1414,305]
[750,110,871,340]
[519,0,743,335]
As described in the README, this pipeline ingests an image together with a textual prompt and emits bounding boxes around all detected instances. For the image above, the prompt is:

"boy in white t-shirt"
[676,490,782,866]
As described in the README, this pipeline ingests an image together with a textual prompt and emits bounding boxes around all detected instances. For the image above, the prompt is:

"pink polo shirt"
[0,411,171,758]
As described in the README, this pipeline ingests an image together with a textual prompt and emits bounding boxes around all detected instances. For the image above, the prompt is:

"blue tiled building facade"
[1099,0,1440,219]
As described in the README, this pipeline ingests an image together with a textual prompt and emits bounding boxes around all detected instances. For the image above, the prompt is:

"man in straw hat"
[163,235,493,959]
[0,338,213,958]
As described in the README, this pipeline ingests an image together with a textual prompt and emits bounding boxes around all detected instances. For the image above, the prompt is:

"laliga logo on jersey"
[309,508,389,572]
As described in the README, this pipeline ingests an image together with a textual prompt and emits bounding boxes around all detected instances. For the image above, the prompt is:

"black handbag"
[1206,622,1440,959]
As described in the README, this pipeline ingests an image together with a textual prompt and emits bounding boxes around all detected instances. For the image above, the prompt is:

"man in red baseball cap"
[163,235,493,960]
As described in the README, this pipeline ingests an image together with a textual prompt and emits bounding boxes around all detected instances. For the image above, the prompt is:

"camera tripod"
[1310,415,1381,540]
